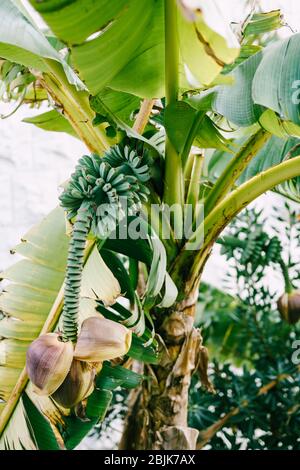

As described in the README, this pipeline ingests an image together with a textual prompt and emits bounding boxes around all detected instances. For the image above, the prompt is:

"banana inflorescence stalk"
[59,145,150,342]
[62,203,92,342]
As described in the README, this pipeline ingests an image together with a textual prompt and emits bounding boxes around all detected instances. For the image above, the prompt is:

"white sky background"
[181,0,300,40]
[0,0,300,300]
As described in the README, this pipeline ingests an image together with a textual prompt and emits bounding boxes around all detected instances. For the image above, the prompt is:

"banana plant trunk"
[120,287,202,450]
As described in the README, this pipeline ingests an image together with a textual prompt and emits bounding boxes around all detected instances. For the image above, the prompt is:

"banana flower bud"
[26,333,73,395]
[74,316,132,362]
[51,359,97,408]
[277,290,300,324]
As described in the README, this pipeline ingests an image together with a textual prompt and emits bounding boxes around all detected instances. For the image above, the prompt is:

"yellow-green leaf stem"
[163,0,184,237]
[186,153,204,210]
[204,128,270,215]
[41,61,111,154]
[191,155,300,277]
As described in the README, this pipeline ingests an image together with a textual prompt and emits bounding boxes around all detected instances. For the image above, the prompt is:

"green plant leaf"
[259,109,300,139]
[96,362,143,390]
[243,10,283,38]
[212,51,265,127]
[92,88,140,126]
[129,336,159,364]
[63,389,113,450]
[29,0,238,98]
[23,109,78,137]
[97,303,159,364]
[110,0,165,98]
[103,217,177,309]
[239,135,300,202]
[210,33,300,131]
[0,207,68,449]
[0,0,55,71]
[0,0,85,90]
[30,0,154,96]
[22,393,61,451]
[138,219,178,309]
[222,44,262,74]
[103,236,152,265]
[89,90,161,152]
[178,7,239,87]
[62,362,142,449]
[238,136,299,183]
[196,283,241,363]
[252,34,300,125]
[165,101,231,160]
[0,387,63,450]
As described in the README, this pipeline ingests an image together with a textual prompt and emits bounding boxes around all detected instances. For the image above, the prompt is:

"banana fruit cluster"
[26,316,132,408]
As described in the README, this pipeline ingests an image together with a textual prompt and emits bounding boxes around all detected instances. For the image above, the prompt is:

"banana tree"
[0,0,300,450]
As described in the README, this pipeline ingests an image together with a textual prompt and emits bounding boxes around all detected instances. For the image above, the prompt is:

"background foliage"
[191,204,300,450]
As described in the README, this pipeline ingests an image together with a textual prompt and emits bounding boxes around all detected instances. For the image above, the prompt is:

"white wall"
[0,103,86,271]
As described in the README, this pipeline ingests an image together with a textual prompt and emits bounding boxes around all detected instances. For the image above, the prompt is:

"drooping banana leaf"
[0,0,85,90]
[239,136,300,202]
[0,391,61,450]
[204,33,300,134]
[252,33,300,125]
[0,207,69,449]
[0,203,166,448]
[212,51,265,127]
[22,110,78,138]
[0,207,128,449]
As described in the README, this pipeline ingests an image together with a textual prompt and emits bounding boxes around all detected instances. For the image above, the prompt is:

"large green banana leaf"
[252,34,300,125]
[0,0,240,146]
[25,0,238,98]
